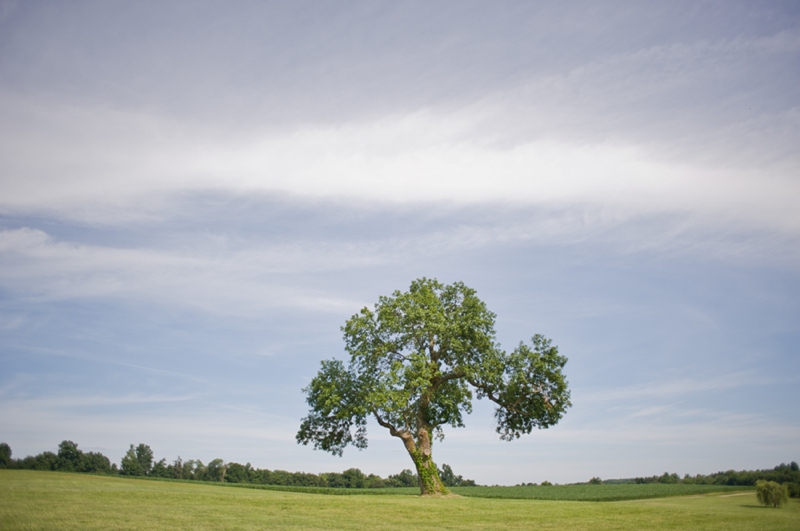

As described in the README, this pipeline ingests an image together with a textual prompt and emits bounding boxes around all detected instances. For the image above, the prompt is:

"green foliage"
[297,278,571,494]
[0,442,11,467]
[119,444,154,476]
[341,467,367,488]
[57,440,82,471]
[366,474,386,488]
[120,445,143,476]
[135,444,153,475]
[439,463,456,486]
[634,463,800,486]
[438,463,476,487]
[207,459,226,482]
[387,469,418,487]
[589,477,602,485]
[80,452,112,474]
[150,458,169,478]
[659,472,680,484]
[540,480,553,486]
[8,441,112,474]
[182,459,207,481]
[756,480,789,508]
[224,462,250,484]
[18,451,58,471]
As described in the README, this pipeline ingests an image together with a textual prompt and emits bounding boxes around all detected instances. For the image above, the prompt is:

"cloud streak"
[2,98,798,236]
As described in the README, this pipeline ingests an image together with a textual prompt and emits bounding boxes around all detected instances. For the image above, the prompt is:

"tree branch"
[373,411,407,439]
[430,368,465,394]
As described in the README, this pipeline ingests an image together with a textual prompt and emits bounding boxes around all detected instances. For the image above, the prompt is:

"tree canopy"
[120,443,153,476]
[296,278,572,495]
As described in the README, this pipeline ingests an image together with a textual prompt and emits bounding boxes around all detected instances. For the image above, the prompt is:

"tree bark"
[407,428,447,495]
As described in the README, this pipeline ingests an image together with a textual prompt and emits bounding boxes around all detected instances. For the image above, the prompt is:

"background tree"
[756,480,789,508]
[366,473,386,488]
[80,452,112,474]
[182,459,206,480]
[134,444,153,476]
[0,443,10,467]
[297,278,571,495]
[56,440,83,472]
[438,464,457,487]
[168,457,184,479]
[341,468,367,488]
[225,462,250,483]
[437,463,475,487]
[207,459,227,482]
[387,469,418,488]
[120,445,143,476]
[150,458,169,477]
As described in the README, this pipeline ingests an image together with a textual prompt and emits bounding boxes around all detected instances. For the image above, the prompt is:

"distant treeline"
[594,463,800,497]
[0,441,475,488]
[629,463,800,487]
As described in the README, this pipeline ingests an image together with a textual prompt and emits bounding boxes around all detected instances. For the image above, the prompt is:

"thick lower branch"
[373,411,417,453]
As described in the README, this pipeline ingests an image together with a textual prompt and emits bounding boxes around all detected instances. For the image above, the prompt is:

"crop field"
[2,470,799,531]
[208,480,751,502]
[450,483,754,501]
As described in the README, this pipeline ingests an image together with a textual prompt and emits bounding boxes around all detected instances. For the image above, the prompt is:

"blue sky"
[1,1,798,484]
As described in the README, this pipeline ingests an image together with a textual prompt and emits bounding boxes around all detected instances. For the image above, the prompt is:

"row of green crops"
[450,483,752,501]
[109,474,754,501]
[205,479,753,501]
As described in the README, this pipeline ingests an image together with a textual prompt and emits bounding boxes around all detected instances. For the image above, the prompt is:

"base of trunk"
[412,451,448,496]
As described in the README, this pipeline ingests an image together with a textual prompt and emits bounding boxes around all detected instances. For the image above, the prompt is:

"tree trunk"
[377,413,448,495]
[410,451,447,495]
[406,429,448,495]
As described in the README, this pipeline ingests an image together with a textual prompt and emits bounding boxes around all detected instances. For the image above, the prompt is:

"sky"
[0,0,798,485]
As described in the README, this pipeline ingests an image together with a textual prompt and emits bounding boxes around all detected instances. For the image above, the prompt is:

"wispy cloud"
[1,393,199,408]
[0,227,366,315]
[578,371,780,404]
[5,343,212,385]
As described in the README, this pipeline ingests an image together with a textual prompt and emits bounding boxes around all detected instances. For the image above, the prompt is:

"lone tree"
[297,278,571,495]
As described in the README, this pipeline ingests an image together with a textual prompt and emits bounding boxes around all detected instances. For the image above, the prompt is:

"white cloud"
[2,91,798,235]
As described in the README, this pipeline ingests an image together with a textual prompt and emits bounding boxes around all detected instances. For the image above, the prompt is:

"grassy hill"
[2,470,798,531]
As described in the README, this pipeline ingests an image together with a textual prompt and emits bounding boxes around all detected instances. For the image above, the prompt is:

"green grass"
[2,470,799,531]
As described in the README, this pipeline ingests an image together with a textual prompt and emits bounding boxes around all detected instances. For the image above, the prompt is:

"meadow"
[2,470,798,531]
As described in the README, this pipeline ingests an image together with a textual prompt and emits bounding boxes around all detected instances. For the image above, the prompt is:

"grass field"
[2,470,799,531]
